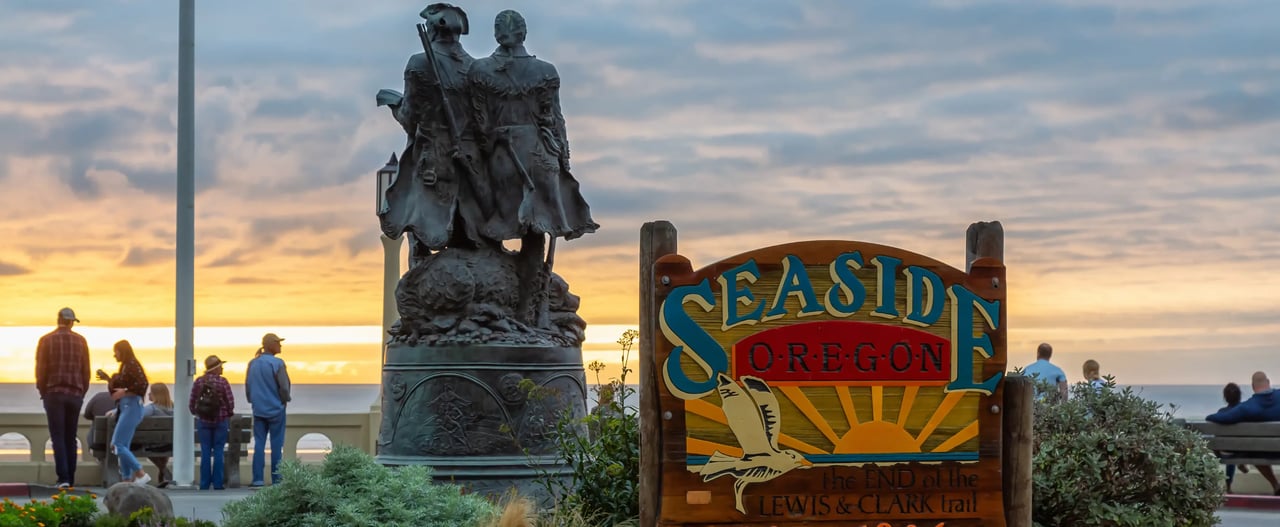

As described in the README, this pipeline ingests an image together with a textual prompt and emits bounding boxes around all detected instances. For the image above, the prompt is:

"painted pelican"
[697,373,812,514]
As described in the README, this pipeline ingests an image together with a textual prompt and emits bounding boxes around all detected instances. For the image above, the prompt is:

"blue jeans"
[42,393,83,485]
[252,414,286,484]
[198,419,229,489]
[111,395,144,480]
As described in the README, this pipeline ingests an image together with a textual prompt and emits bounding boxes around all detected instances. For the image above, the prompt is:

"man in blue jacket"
[245,333,292,487]
[1207,371,1279,495]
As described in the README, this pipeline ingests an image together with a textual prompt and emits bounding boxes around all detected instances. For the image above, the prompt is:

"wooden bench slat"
[1178,419,1280,466]
[1217,458,1280,466]
[1183,422,1280,437]
[1205,437,1280,452]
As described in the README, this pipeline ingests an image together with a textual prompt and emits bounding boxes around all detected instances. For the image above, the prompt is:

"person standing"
[1207,371,1280,495]
[97,339,150,485]
[35,307,91,489]
[190,355,235,490]
[246,333,291,487]
[1023,342,1068,402]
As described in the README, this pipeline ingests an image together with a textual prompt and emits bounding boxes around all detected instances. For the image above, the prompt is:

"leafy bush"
[1030,377,1224,527]
[0,490,100,527]
[528,329,640,526]
[115,508,216,527]
[221,444,497,527]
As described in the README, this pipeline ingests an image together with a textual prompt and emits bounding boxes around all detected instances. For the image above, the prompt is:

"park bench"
[1179,420,1280,467]
[89,415,253,488]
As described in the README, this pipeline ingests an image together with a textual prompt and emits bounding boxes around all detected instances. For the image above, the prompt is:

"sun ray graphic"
[897,386,919,424]
[685,381,980,466]
[913,391,968,448]
[685,398,826,455]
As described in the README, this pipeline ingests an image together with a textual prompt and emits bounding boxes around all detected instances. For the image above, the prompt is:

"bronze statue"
[375,5,595,344]
[374,4,592,503]
[377,3,488,257]
[468,9,598,325]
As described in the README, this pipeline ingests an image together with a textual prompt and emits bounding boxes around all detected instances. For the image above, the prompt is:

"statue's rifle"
[415,22,488,245]
[417,22,463,160]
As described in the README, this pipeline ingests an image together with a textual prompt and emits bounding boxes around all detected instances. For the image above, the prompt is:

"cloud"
[120,247,173,267]
[0,0,1278,385]
[0,261,30,276]
[225,277,281,285]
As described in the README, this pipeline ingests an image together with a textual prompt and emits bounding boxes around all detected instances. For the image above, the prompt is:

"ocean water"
[0,383,1232,461]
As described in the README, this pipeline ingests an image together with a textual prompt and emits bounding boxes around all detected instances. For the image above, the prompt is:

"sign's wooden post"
[1002,375,1033,527]
[641,221,678,527]
[641,222,1012,526]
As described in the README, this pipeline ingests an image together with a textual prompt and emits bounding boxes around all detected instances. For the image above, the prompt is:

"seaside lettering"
[661,251,1002,399]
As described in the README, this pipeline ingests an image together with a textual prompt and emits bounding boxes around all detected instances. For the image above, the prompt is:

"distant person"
[142,383,175,487]
[35,307,91,489]
[82,389,115,421]
[1217,383,1246,493]
[1206,372,1280,495]
[246,333,292,487]
[191,355,235,490]
[1082,359,1105,391]
[97,339,150,486]
[1023,343,1068,402]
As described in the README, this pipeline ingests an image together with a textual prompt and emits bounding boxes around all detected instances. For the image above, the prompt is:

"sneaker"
[133,474,152,487]
[55,482,70,490]
[248,482,264,489]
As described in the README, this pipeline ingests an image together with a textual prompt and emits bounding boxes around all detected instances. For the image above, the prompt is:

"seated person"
[1207,372,1280,495]
[143,383,176,488]
[82,389,115,421]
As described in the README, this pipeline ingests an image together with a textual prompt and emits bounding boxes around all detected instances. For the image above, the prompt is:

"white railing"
[0,408,382,486]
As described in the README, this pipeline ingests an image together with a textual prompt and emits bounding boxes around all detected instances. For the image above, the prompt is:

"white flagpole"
[173,0,196,488]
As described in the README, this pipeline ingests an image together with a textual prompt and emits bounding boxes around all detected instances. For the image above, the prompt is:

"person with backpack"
[245,333,291,487]
[189,355,235,490]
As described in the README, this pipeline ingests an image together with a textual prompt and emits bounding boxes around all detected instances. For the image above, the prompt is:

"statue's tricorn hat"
[420,3,469,35]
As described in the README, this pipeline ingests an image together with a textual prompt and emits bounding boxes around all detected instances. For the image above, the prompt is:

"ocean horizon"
[0,382,1237,418]
[0,383,1237,462]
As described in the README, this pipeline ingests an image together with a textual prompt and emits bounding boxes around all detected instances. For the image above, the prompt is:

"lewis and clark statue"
[374,4,596,496]
[377,4,598,349]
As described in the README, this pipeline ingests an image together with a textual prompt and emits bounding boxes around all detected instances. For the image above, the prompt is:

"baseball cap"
[205,355,227,370]
[58,307,80,323]
[262,333,285,345]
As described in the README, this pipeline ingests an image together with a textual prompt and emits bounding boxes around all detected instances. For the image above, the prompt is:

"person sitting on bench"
[1207,371,1280,495]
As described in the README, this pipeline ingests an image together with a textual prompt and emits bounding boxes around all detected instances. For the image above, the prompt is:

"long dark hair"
[114,340,139,364]
[1223,382,1242,407]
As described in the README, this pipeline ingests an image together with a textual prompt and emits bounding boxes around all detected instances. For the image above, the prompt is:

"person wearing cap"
[245,333,292,487]
[190,355,235,490]
[35,307,91,489]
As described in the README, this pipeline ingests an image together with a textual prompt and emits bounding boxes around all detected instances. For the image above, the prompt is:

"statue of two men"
[378,4,597,330]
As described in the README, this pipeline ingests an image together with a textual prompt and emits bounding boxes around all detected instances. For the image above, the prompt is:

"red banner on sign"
[731,321,951,385]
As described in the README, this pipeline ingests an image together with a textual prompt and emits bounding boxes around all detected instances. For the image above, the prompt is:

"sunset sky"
[0,0,1277,385]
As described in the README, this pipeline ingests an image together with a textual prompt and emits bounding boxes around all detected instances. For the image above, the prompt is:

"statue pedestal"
[376,343,587,502]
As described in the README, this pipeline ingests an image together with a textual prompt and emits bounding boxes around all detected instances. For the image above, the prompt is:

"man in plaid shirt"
[35,307,91,489]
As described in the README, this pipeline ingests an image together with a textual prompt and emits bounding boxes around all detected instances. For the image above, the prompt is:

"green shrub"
[221,444,497,527]
[0,491,97,527]
[529,329,640,526]
[1030,377,1224,527]
[51,492,98,527]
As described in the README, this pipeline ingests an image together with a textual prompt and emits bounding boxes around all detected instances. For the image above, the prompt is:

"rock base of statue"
[376,342,587,504]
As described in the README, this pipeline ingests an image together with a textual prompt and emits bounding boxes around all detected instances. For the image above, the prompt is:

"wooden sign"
[640,227,1008,527]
